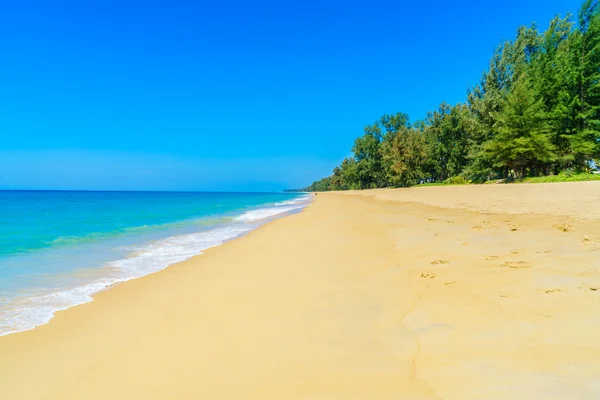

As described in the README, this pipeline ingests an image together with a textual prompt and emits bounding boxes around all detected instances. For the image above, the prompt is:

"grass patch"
[419,176,472,187]
[419,182,447,187]
[517,173,600,184]
[417,172,600,187]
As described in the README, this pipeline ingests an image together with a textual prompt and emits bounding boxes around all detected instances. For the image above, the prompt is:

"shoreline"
[1,182,600,399]
[0,195,311,337]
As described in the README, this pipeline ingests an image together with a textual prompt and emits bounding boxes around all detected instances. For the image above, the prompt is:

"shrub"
[444,176,472,185]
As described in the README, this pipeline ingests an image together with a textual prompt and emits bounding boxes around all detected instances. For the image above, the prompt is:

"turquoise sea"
[0,191,310,335]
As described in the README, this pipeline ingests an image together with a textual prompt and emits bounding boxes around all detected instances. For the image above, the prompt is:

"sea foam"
[234,205,302,222]
[0,195,312,336]
[274,194,312,206]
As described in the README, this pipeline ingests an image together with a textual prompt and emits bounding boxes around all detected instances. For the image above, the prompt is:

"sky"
[0,0,584,191]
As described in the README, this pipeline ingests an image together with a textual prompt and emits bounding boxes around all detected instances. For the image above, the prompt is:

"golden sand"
[1,182,600,399]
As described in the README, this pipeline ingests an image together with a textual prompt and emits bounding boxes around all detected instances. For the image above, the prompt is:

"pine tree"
[423,103,474,180]
[301,0,600,190]
[529,15,575,169]
[487,75,555,177]
[352,124,385,189]
[568,0,600,167]
[381,127,427,187]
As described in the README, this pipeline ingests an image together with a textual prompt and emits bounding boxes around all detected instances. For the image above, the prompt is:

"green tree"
[379,112,411,142]
[568,0,600,167]
[423,103,474,180]
[352,124,385,189]
[381,127,427,186]
[305,176,332,192]
[350,113,411,188]
[529,14,576,169]
[301,0,600,190]
[486,75,555,176]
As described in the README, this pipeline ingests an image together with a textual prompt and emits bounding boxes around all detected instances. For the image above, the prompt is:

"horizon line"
[0,189,296,194]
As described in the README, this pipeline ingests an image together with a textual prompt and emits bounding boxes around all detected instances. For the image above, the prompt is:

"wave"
[0,224,254,336]
[234,194,311,223]
[109,224,252,278]
[48,217,232,249]
[274,195,312,206]
[0,195,311,336]
[233,206,302,222]
[0,279,121,336]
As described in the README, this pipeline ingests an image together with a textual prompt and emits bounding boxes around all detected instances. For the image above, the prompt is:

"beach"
[2,182,600,399]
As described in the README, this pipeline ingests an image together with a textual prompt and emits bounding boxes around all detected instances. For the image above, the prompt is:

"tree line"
[301,0,600,192]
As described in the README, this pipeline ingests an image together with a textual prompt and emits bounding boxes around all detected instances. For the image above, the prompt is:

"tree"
[304,176,332,192]
[568,0,600,167]
[423,103,474,180]
[350,113,412,189]
[486,75,555,176]
[379,112,411,142]
[381,127,427,186]
[468,41,516,134]
[301,0,599,190]
[530,14,576,169]
[352,123,385,189]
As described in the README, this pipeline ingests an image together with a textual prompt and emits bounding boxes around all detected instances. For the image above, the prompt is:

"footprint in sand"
[502,261,532,269]
[485,256,499,261]
[583,236,592,244]
[431,259,450,265]
[480,221,499,229]
[553,224,571,233]
[420,273,436,279]
[543,289,562,294]
[472,225,484,230]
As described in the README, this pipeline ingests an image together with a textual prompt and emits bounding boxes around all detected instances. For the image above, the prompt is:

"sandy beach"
[2,181,600,399]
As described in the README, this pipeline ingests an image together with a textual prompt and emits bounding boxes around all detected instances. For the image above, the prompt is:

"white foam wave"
[234,206,302,222]
[0,279,120,335]
[0,197,312,336]
[274,195,312,206]
[108,225,251,277]
[0,224,252,336]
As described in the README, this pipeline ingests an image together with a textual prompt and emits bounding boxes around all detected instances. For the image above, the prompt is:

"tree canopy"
[301,0,600,192]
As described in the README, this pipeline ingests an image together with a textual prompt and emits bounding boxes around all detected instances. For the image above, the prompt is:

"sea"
[0,191,311,336]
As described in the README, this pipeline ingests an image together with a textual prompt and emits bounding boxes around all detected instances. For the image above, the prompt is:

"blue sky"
[0,0,583,191]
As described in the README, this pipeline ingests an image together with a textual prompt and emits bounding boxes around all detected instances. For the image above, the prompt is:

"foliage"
[381,126,427,187]
[300,1,600,192]
[485,74,556,177]
[517,172,600,183]
[444,176,472,185]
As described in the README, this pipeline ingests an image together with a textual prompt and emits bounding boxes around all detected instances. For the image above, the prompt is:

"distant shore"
[1,181,600,399]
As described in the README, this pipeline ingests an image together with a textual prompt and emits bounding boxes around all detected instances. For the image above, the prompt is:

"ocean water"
[0,191,311,336]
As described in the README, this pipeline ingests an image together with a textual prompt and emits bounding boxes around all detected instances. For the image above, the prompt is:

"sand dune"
[1,182,600,399]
